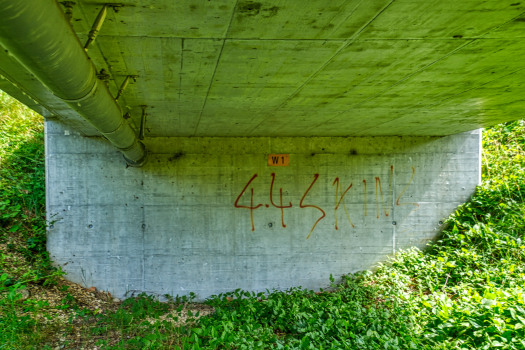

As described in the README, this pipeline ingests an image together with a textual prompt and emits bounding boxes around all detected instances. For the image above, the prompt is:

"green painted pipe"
[0,0,147,166]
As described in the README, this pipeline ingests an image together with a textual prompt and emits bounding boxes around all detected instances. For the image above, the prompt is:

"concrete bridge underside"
[0,0,522,298]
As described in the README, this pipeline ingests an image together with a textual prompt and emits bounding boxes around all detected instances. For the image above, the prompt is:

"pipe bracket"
[105,3,124,12]
[84,3,123,51]
[96,69,111,86]
[115,75,138,101]
[60,1,76,24]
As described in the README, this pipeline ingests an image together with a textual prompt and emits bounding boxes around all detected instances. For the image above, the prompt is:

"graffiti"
[396,166,419,208]
[299,174,326,239]
[234,174,262,232]
[375,165,393,219]
[234,166,418,238]
[269,173,292,228]
[332,178,354,230]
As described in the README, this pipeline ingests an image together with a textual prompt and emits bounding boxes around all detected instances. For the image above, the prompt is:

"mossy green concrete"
[1,0,525,137]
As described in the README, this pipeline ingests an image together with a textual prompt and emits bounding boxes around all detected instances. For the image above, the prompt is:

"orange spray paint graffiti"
[396,166,419,209]
[233,166,419,235]
[375,165,394,218]
[270,173,292,228]
[300,174,326,239]
[234,174,263,231]
[332,178,354,230]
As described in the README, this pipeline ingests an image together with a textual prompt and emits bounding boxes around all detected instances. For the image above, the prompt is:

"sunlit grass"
[0,91,42,158]
[0,91,54,349]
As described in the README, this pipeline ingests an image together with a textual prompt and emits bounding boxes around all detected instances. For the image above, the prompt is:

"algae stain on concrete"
[238,2,262,16]
[237,2,279,18]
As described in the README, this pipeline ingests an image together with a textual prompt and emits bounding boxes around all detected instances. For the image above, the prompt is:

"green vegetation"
[1,90,525,349]
[0,91,66,348]
[0,90,46,257]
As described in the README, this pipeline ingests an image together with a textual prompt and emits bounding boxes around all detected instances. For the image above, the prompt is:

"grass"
[1,89,525,349]
[0,91,67,348]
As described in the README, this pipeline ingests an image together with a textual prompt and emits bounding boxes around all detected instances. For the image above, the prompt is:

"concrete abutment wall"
[45,120,480,300]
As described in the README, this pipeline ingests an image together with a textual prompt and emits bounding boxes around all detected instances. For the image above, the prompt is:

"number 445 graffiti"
[234,167,418,239]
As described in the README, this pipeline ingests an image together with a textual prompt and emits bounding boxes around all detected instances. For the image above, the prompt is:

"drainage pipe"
[0,0,147,166]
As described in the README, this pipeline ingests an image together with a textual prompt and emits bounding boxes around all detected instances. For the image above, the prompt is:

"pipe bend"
[121,141,148,167]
